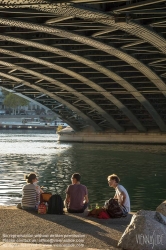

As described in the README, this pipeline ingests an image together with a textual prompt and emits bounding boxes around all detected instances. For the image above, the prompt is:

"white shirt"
[115,184,130,212]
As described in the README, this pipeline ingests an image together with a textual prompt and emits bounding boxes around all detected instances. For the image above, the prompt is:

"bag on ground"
[88,208,110,219]
[47,194,64,214]
[40,192,52,203]
[98,210,110,219]
[106,198,128,218]
[38,203,47,214]
[88,208,103,217]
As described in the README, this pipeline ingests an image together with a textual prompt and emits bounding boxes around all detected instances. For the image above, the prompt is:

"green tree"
[3,93,29,115]
[0,88,9,97]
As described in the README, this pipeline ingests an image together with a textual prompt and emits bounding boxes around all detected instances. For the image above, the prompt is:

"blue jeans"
[83,202,89,210]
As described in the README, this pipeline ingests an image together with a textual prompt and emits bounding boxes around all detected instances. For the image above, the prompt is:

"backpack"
[106,198,128,218]
[47,194,64,214]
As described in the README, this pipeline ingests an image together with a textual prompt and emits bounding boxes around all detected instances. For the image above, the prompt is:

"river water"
[0,130,166,212]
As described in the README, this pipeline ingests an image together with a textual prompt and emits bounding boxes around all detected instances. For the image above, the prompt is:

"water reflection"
[0,131,166,211]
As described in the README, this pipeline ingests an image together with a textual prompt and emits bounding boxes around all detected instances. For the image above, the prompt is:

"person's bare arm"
[120,191,126,206]
[114,194,118,199]
[65,193,70,203]
[84,194,89,203]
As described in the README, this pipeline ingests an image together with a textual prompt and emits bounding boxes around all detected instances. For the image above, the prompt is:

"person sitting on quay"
[21,172,43,211]
[64,173,89,213]
[107,174,130,213]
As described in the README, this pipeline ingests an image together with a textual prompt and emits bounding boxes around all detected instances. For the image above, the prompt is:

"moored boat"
[0,118,57,130]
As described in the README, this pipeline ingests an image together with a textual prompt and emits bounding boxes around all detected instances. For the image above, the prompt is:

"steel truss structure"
[0,0,166,132]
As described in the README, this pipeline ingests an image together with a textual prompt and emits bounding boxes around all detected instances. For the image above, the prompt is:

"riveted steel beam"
[111,0,166,13]
[121,40,145,49]
[0,47,145,132]
[92,27,118,37]
[45,16,74,24]
[0,58,124,131]
[0,71,102,131]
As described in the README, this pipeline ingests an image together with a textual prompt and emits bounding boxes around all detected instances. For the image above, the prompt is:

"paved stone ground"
[0,242,106,250]
[0,206,134,249]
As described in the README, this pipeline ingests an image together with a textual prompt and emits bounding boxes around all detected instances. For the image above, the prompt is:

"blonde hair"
[24,172,36,184]
[107,174,120,183]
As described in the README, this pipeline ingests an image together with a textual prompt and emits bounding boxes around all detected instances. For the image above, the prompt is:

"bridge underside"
[0,0,166,133]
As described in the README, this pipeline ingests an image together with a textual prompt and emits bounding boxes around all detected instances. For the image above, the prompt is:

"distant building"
[0,91,4,111]
[0,89,51,116]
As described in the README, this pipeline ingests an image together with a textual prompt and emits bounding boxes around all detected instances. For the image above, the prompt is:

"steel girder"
[0,0,166,132]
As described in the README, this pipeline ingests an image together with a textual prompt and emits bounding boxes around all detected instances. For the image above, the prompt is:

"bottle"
[95,203,99,209]
[89,204,93,211]
[45,202,48,212]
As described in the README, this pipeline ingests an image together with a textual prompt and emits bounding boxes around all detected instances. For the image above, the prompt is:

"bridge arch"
[0,19,165,131]
[0,33,165,131]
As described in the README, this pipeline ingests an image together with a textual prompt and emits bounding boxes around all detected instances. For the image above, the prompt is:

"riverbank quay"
[58,129,166,144]
[0,206,134,249]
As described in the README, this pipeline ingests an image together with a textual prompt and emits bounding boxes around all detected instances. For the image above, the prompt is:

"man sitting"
[107,173,130,213]
[65,173,89,213]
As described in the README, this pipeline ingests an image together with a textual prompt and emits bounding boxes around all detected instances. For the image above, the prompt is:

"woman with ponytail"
[21,172,43,210]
